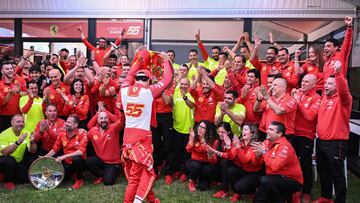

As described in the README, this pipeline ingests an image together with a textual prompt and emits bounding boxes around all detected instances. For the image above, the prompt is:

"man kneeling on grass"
[86,111,124,186]
[45,115,88,189]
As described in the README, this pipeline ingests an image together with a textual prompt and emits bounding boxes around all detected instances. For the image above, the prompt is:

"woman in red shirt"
[186,120,218,192]
[206,122,236,199]
[294,45,325,94]
[61,79,89,129]
[227,124,264,202]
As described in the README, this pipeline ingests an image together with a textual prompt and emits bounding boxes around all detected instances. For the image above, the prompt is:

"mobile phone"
[30,46,35,51]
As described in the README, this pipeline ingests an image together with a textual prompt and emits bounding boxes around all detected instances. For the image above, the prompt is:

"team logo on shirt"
[96,50,100,54]
[50,95,55,99]
[198,97,204,103]
[93,134,98,141]
[308,66,313,71]
[262,67,267,72]
[62,141,67,147]
[326,100,333,109]
[4,87,9,93]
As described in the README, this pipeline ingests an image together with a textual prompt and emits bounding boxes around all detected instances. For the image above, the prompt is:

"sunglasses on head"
[135,75,150,82]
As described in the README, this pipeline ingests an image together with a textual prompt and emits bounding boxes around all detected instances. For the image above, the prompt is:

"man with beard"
[254,78,297,141]
[238,69,262,125]
[195,30,220,71]
[252,121,303,203]
[0,62,27,131]
[86,111,124,186]
[250,36,281,86]
[190,66,223,124]
[78,27,124,66]
[0,114,37,190]
[314,61,352,203]
[322,16,353,83]
[215,90,245,135]
[186,49,204,82]
[45,115,88,189]
[33,104,65,156]
[278,48,299,93]
[19,81,44,133]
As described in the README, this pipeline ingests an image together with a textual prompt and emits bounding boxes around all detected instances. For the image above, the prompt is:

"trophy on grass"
[28,157,64,190]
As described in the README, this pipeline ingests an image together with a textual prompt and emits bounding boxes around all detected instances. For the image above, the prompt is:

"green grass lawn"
[1,172,359,203]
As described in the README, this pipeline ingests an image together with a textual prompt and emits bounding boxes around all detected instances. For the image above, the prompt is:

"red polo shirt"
[238,86,262,124]
[259,94,297,135]
[42,83,70,116]
[250,58,281,86]
[280,62,299,93]
[190,84,223,123]
[34,118,65,151]
[0,76,27,115]
[52,128,88,164]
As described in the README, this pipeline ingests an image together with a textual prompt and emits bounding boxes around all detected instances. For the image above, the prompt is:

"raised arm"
[195,29,209,61]
[149,52,174,98]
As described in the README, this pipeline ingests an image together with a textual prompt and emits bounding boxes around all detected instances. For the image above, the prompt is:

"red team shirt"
[262,137,303,184]
[190,85,224,123]
[294,89,321,140]
[0,76,27,115]
[317,73,352,140]
[259,94,297,135]
[52,128,88,164]
[34,118,65,151]
[87,119,124,164]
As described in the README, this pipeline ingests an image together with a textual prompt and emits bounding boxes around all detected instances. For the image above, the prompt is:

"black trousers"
[85,156,119,185]
[186,159,221,191]
[0,156,29,183]
[151,112,174,175]
[0,115,12,132]
[253,175,302,203]
[172,129,190,174]
[227,166,261,195]
[62,156,85,180]
[218,160,236,191]
[287,135,314,194]
[316,139,348,203]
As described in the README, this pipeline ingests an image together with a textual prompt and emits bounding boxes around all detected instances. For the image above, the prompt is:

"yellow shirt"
[215,103,246,135]
[19,96,44,133]
[186,62,205,82]
[173,86,195,134]
[0,128,31,162]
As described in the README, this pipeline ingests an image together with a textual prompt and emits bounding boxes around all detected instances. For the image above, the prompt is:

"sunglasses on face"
[135,75,150,82]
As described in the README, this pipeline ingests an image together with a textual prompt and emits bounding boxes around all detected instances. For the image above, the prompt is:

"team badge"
[308,66,313,71]
[93,135,98,141]
[198,97,204,103]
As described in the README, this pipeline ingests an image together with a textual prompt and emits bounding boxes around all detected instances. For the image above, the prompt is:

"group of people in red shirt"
[0,16,355,203]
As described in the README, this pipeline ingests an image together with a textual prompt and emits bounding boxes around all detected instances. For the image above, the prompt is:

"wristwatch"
[183,96,188,101]
[15,141,20,146]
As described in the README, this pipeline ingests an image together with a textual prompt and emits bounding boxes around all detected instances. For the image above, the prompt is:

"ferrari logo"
[50,25,58,37]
